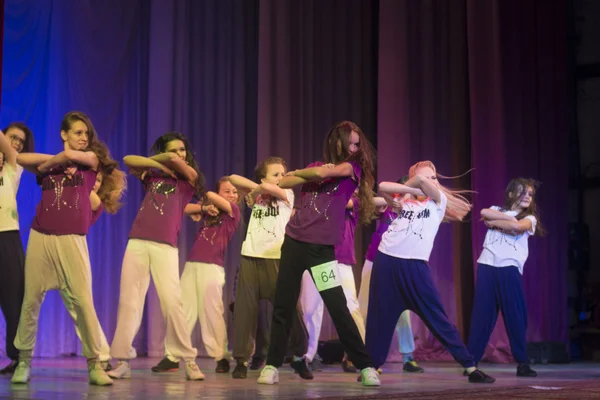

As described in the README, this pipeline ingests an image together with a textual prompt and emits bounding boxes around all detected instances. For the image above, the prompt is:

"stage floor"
[1,357,599,399]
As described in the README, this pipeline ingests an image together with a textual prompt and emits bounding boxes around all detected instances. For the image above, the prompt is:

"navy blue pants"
[467,263,529,364]
[365,251,475,369]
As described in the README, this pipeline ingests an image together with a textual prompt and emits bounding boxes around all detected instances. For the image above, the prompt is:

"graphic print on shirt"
[299,179,340,221]
[40,171,85,211]
[139,179,177,215]
[483,220,522,252]
[249,197,280,238]
[387,200,431,240]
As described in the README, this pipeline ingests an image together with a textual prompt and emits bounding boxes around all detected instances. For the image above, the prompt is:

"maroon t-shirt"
[128,173,195,247]
[286,161,361,246]
[334,196,359,265]
[365,209,398,262]
[187,202,241,266]
[31,167,96,235]
[90,203,104,227]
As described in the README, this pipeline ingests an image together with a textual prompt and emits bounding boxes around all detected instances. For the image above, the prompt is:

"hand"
[203,204,219,216]
[64,165,77,180]
[285,170,297,176]
[484,220,496,228]
[323,163,335,169]
[392,198,403,209]
[245,193,256,207]
[190,214,202,222]
[37,163,49,173]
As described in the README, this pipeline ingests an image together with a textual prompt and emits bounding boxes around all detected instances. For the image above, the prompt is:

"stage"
[1,358,598,399]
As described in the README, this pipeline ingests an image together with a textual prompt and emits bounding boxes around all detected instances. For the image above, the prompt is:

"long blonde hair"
[408,160,472,222]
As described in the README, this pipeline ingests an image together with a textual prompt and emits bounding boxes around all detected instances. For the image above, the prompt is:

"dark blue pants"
[365,251,475,369]
[467,263,529,364]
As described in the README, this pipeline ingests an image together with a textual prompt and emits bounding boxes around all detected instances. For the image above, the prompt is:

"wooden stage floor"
[1,357,599,399]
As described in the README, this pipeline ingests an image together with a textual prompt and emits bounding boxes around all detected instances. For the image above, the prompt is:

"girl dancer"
[229,157,310,379]
[153,177,241,374]
[0,124,34,375]
[365,161,495,383]
[108,132,204,381]
[357,177,423,373]
[467,178,544,377]
[299,191,365,373]
[11,111,122,385]
[257,121,380,386]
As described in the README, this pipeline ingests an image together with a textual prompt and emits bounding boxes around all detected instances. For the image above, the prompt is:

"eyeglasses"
[8,135,25,147]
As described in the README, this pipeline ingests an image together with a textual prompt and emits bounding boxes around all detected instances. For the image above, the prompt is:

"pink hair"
[408,160,472,222]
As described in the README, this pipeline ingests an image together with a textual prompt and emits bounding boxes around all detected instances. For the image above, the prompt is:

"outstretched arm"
[123,155,176,179]
[481,208,517,222]
[287,162,356,182]
[485,218,533,235]
[16,153,53,174]
[378,182,425,198]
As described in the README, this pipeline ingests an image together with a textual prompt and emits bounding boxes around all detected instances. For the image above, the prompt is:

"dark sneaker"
[309,355,325,372]
[232,361,248,379]
[249,357,263,370]
[468,369,496,383]
[151,357,179,373]
[517,364,537,377]
[0,360,18,375]
[216,358,230,373]
[341,359,357,373]
[290,357,314,380]
[403,358,424,373]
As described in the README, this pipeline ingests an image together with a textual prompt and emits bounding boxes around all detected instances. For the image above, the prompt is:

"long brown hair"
[502,178,545,236]
[96,170,127,214]
[150,131,205,199]
[61,111,126,211]
[408,160,472,222]
[323,121,376,224]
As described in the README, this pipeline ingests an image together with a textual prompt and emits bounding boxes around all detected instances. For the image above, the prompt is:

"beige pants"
[300,263,365,362]
[165,262,227,361]
[14,230,103,360]
[110,239,197,361]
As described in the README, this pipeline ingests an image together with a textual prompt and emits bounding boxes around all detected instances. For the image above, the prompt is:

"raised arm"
[0,131,17,167]
[38,149,99,173]
[17,153,54,174]
[403,175,441,203]
[149,153,197,183]
[250,182,291,203]
[278,175,309,189]
[123,155,176,178]
[378,181,425,198]
[480,208,517,221]
[206,191,234,217]
[373,196,388,207]
[288,162,355,182]
[485,218,533,236]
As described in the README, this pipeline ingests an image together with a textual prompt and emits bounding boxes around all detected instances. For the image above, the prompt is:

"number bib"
[310,261,342,292]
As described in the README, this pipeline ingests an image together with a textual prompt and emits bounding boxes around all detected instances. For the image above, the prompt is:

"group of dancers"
[0,113,543,387]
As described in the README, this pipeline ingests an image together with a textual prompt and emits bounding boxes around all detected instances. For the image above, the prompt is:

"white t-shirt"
[241,189,294,259]
[477,206,537,274]
[378,192,447,262]
[0,163,24,232]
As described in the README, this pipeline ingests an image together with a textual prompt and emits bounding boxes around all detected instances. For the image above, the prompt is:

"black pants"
[0,230,25,360]
[266,235,372,369]
[233,256,308,362]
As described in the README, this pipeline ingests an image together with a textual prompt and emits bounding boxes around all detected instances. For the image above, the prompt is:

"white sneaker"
[257,365,279,385]
[107,360,131,379]
[88,362,113,386]
[11,360,31,384]
[185,361,205,380]
[360,367,381,387]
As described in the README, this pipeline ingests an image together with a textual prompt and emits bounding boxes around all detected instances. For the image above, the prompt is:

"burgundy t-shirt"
[365,209,398,262]
[90,203,104,227]
[286,161,361,246]
[128,173,195,247]
[334,196,359,265]
[187,202,241,266]
[31,167,96,235]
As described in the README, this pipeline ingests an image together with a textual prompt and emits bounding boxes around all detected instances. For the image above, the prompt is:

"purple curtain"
[1,0,567,363]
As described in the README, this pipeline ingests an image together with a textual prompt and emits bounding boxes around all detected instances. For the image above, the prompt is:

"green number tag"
[310,261,342,292]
